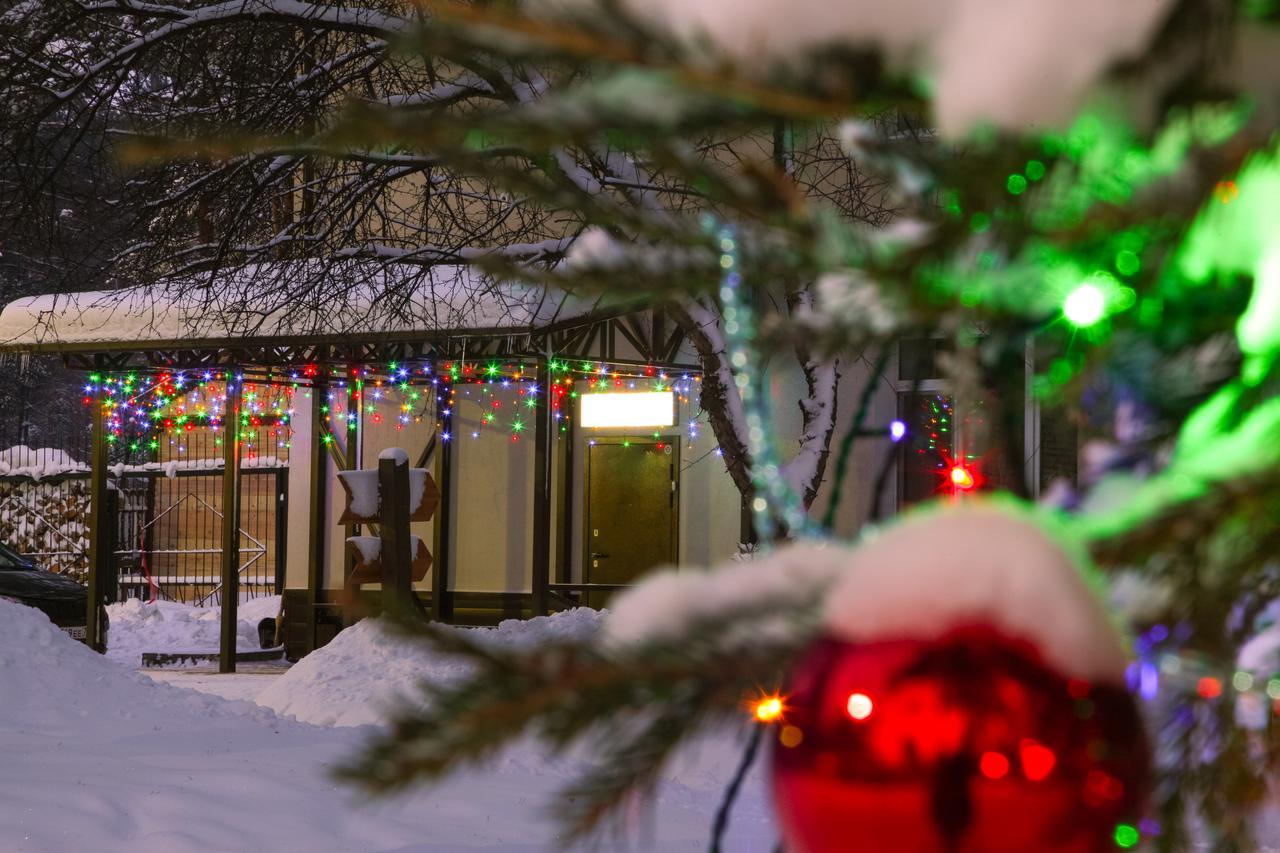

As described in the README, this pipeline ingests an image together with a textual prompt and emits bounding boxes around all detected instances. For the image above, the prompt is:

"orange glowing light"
[754,696,784,723]
[846,692,874,721]
[1197,677,1222,699]
[949,465,976,490]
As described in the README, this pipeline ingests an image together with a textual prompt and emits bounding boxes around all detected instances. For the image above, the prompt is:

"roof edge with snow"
[0,263,611,355]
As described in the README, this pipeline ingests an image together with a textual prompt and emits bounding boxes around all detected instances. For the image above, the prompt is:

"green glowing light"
[1113,823,1139,848]
[511,419,524,432]
[1006,174,1028,195]
[1064,283,1107,327]
[1115,249,1141,276]
[969,212,991,233]
[1025,159,1046,181]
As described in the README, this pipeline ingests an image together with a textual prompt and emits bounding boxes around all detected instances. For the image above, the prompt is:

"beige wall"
[283,350,897,596]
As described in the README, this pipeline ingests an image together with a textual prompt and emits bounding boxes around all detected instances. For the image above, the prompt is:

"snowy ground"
[1,598,773,852]
[105,594,283,667]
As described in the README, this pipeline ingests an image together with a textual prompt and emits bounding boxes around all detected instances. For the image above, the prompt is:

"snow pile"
[336,469,378,518]
[258,608,601,727]
[0,598,276,729]
[107,455,285,479]
[607,503,1128,684]
[105,594,280,667]
[822,505,1129,684]
[605,542,842,647]
[1,599,773,850]
[0,444,88,479]
[534,0,1173,134]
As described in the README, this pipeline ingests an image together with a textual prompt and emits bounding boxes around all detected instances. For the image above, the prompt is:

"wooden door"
[585,440,677,604]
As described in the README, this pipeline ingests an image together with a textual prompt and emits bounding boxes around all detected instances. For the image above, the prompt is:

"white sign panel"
[579,391,675,428]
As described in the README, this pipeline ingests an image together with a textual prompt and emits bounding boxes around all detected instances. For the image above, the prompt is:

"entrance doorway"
[584,438,678,604]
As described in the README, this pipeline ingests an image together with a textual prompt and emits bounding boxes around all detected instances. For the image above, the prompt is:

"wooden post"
[85,389,110,653]
[306,378,328,653]
[531,358,552,617]
[430,385,454,623]
[344,373,359,609]
[274,467,287,595]
[219,373,243,674]
[377,451,414,620]
[557,419,574,586]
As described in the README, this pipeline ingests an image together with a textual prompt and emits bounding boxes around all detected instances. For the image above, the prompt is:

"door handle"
[590,552,611,559]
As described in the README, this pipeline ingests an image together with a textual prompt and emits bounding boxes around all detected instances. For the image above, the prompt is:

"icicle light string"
[709,218,818,541]
[90,360,703,450]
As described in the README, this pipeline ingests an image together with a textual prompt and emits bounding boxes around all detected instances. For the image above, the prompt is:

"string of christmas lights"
[83,370,295,460]
[86,360,706,454]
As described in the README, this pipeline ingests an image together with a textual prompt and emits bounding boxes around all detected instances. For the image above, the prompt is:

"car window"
[0,542,30,569]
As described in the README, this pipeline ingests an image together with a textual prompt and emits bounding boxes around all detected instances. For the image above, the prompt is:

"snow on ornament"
[769,505,1149,852]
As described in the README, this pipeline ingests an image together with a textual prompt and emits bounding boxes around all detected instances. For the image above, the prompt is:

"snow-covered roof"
[0,263,605,353]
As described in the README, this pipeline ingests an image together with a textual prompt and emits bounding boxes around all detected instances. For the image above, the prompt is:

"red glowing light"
[979,752,1010,780]
[1197,677,1222,699]
[1019,740,1056,781]
[949,465,976,490]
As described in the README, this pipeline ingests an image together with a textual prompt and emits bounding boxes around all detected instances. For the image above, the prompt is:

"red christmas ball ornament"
[769,505,1150,852]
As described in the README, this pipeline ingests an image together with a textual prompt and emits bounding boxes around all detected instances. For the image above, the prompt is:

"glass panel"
[899,392,954,505]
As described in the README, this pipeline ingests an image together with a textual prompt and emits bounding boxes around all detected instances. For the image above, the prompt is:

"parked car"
[0,542,106,649]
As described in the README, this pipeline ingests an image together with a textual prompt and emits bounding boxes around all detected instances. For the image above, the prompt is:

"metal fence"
[0,429,288,605]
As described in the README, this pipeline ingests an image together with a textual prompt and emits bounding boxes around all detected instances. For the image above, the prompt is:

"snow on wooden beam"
[0,262,605,354]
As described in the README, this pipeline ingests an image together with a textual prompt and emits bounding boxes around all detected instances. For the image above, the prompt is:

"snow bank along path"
[105,595,281,667]
[0,600,773,852]
[257,608,601,727]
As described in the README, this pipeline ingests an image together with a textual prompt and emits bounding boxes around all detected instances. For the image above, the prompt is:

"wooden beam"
[343,372,359,618]
[219,372,243,673]
[430,384,455,623]
[531,358,552,617]
[557,414,574,586]
[84,390,110,653]
[306,378,328,653]
[378,452,417,620]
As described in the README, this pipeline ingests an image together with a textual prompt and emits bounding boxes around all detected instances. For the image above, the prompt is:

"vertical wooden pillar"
[219,372,243,674]
[430,378,454,623]
[531,358,552,617]
[274,468,287,595]
[85,389,110,653]
[343,371,359,607]
[306,378,328,651]
[378,452,414,620]
[556,418,574,586]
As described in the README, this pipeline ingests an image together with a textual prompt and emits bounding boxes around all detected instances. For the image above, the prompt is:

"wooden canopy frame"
[3,302,694,669]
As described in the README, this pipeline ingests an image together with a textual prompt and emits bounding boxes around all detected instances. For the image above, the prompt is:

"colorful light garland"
[87,360,707,455]
[83,370,295,459]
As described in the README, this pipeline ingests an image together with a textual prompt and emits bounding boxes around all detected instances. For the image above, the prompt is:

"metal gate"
[115,468,287,604]
[0,448,286,604]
